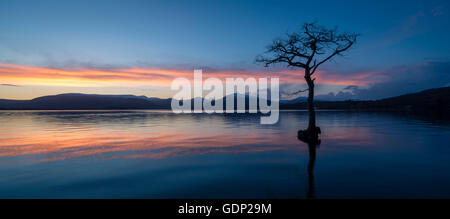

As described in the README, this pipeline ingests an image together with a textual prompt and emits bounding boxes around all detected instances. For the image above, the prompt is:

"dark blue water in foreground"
[0,110,449,198]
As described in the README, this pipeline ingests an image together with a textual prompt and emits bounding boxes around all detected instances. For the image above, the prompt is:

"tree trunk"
[298,69,320,141]
[306,78,315,132]
[306,140,316,198]
[298,68,320,141]
[305,69,316,132]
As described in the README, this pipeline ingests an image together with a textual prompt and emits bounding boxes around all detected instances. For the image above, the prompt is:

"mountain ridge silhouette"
[0,87,448,112]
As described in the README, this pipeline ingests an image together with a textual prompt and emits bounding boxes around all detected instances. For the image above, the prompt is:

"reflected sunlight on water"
[0,110,449,198]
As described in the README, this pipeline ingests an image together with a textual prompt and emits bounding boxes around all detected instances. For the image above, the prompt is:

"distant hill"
[0,87,449,112]
[0,93,171,110]
[279,96,307,104]
[0,93,266,110]
[281,87,450,112]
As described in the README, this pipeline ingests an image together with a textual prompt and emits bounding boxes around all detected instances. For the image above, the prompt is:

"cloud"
[0,62,380,88]
[431,6,444,17]
[323,61,450,100]
[373,11,425,48]
[1,60,447,101]
[315,91,356,101]
[4,61,444,101]
[315,68,386,86]
[0,83,20,87]
[344,85,358,91]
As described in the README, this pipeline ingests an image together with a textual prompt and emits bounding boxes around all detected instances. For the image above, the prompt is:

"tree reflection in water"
[298,131,321,199]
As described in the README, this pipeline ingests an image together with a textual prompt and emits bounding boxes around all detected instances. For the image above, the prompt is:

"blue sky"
[0,0,449,100]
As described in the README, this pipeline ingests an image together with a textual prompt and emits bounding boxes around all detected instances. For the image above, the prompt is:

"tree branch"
[311,37,356,75]
[256,22,359,78]
[281,88,309,98]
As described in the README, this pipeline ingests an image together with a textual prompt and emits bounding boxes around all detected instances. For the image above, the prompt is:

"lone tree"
[257,22,358,141]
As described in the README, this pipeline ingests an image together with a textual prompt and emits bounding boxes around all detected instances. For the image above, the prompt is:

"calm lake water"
[0,110,449,198]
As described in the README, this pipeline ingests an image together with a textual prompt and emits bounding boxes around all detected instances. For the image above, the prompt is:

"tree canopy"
[257,22,359,77]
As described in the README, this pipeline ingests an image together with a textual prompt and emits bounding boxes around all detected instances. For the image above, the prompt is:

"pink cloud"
[0,63,385,88]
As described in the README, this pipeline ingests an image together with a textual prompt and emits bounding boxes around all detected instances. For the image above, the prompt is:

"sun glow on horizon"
[0,63,383,99]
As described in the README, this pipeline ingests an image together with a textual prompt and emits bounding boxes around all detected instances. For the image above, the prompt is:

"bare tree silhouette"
[257,22,358,141]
